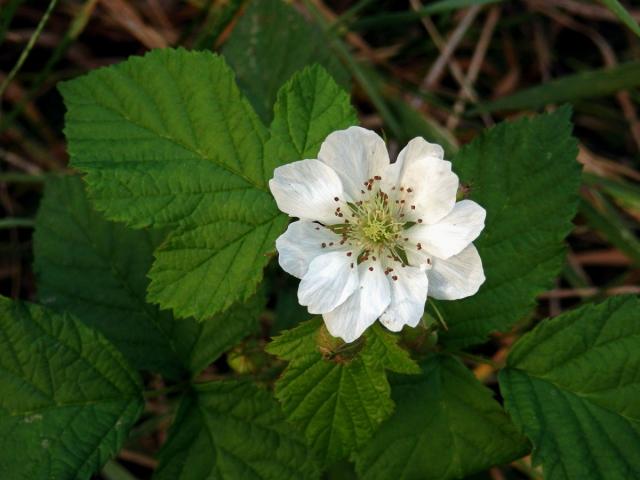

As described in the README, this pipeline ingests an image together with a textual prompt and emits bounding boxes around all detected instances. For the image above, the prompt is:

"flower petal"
[383,138,458,225]
[379,264,428,332]
[323,260,391,343]
[269,159,348,224]
[428,243,485,300]
[276,221,344,278]
[406,200,486,259]
[298,250,359,314]
[318,126,390,199]
[397,136,445,164]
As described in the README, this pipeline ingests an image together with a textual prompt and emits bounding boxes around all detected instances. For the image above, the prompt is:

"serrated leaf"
[365,323,421,375]
[356,354,529,480]
[222,0,350,123]
[264,65,357,173]
[61,48,354,321]
[0,296,143,480]
[438,106,581,348]
[154,380,319,480]
[34,175,263,378]
[266,318,418,465]
[59,48,276,319]
[499,295,640,480]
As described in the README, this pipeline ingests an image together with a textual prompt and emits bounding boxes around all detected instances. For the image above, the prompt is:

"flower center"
[355,194,401,246]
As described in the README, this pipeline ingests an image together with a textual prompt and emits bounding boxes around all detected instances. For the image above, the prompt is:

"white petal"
[298,250,359,314]
[269,159,348,224]
[276,221,345,279]
[318,126,390,199]
[428,244,485,300]
[381,137,445,190]
[323,260,391,343]
[379,264,428,332]
[401,158,458,224]
[399,136,445,161]
[406,200,486,259]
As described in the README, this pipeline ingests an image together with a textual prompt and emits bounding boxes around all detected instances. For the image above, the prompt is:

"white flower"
[269,126,486,343]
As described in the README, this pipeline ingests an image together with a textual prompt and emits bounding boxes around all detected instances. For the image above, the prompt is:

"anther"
[411,205,416,210]
[392,275,398,281]
[334,197,339,201]
[407,188,413,193]
[417,243,422,250]
[374,175,381,180]
[329,242,334,246]
[321,243,327,248]
[417,218,423,223]
[347,252,352,256]
[368,266,374,271]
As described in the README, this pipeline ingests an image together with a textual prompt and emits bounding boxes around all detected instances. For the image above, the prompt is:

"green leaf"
[266,318,418,465]
[60,47,278,320]
[599,0,640,38]
[154,380,319,480]
[0,296,143,480]
[264,65,357,173]
[474,62,640,113]
[356,354,529,480]
[365,323,421,375]
[499,295,640,480]
[61,48,354,321]
[438,106,581,348]
[222,0,350,123]
[34,175,263,378]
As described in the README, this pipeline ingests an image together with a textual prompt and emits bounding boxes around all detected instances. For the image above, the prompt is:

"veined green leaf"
[60,48,354,321]
[0,296,143,480]
[60,48,278,319]
[264,65,357,173]
[154,380,319,480]
[222,0,349,123]
[266,319,418,465]
[438,106,581,348]
[356,354,529,480]
[34,175,263,378]
[500,295,640,479]
[474,62,640,113]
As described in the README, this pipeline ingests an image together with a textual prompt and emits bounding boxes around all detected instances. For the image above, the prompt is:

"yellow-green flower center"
[348,191,404,252]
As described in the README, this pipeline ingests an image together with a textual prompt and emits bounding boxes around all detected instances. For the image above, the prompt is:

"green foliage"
[437,107,581,347]
[60,48,354,321]
[34,175,263,378]
[266,319,419,465]
[356,354,529,480]
[500,295,640,480]
[475,62,640,113]
[599,0,640,38]
[222,0,349,123]
[0,296,143,480]
[155,380,319,480]
[265,65,357,173]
